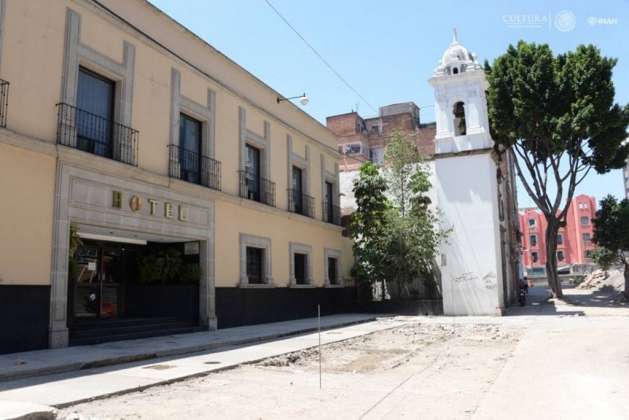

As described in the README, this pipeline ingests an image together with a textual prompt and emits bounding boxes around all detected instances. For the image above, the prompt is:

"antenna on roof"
[452,27,459,43]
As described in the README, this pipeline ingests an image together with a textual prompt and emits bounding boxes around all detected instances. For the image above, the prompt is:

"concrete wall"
[435,152,504,315]
[0,143,55,285]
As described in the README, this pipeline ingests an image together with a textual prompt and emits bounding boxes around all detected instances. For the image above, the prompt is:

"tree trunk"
[544,218,563,298]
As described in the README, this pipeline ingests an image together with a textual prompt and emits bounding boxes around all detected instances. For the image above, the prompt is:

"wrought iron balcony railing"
[0,79,8,128]
[168,144,221,191]
[56,103,138,166]
[238,170,276,207]
[322,200,342,226]
[288,189,315,218]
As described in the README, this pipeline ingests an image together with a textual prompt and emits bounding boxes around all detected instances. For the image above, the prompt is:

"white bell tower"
[429,30,506,315]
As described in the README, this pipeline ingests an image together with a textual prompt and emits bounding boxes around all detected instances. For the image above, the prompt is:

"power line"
[263,0,377,113]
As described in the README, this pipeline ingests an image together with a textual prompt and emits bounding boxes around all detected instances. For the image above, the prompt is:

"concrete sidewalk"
[0,313,375,383]
[0,316,406,419]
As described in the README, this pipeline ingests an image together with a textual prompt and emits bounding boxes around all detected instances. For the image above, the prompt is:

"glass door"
[71,241,133,320]
[292,166,303,214]
[72,244,100,319]
[76,67,115,158]
[245,145,261,201]
[179,113,202,184]
[325,181,334,222]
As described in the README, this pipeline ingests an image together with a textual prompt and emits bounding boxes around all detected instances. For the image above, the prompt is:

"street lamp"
[277,93,309,106]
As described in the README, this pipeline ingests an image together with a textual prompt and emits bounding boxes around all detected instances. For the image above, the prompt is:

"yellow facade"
[0,0,353,352]
[0,143,55,285]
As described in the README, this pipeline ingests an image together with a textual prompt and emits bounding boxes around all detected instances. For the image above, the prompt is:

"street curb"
[0,316,376,384]
[53,318,405,410]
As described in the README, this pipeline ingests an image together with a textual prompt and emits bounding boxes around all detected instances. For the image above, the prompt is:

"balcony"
[168,144,221,191]
[56,103,138,166]
[322,200,342,226]
[0,79,8,128]
[238,170,276,207]
[288,189,315,218]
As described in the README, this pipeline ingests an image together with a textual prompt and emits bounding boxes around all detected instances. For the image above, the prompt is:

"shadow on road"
[507,285,629,317]
[562,286,629,308]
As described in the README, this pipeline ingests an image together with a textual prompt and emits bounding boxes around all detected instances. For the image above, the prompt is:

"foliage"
[68,224,83,281]
[180,263,201,284]
[384,130,425,216]
[349,162,390,285]
[350,134,446,300]
[593,195,629,298]
[486,41,629,298]
[138,248,184,284]
[592,247,616,271]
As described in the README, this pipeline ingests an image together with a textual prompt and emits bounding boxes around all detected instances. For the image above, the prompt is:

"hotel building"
[0,0,353,354]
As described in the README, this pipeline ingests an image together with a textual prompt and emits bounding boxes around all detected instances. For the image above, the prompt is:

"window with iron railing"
[56,68,138,165]
[57,102,138,166]
[168,145,221,191]
[167,114,221,190]
[322,200,341,226]
[288,189,315,218]
[238,170,275,207]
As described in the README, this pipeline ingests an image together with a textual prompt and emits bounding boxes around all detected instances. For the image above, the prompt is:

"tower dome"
[433,29,482,77]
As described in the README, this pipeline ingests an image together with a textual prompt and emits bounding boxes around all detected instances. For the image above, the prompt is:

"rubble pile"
[577,269,624,291]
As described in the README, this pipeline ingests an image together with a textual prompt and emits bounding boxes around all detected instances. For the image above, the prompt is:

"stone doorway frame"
[49,163,216,348]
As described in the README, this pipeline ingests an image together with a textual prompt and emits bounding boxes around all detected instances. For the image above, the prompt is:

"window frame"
[75,66,116,159]
[239,234,273,287]
[245,246,265,285]
[324,248,342,287]
[289,242,313,287]
[178,112,203,185]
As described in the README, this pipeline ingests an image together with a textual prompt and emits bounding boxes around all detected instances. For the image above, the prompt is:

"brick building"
[326,102,436,172]
[519,194,597,276]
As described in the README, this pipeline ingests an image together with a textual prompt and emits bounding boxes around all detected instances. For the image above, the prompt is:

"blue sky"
[149,0,629,208]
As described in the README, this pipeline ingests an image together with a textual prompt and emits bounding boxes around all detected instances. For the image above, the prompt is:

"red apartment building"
[519,194,597,276]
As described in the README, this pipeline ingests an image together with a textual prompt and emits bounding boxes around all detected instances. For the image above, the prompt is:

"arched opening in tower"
[452,101,466,136]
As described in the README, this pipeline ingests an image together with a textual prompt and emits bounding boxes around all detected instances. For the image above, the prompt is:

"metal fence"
[168,144,221,191]
[56,102,138,166]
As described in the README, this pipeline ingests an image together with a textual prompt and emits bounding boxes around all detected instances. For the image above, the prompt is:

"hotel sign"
[112,190,188,222]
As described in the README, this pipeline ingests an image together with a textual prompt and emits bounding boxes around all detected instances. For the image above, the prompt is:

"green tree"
[349,162,390,292]
[486,42,629,298]
[382,132,444,298]
[384,130,423,216]
[592,195,629,299]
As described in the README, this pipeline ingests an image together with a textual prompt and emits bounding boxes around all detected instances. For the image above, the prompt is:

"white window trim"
[239,233,273,287]
[289,242,313,287]
[324,248,343,287]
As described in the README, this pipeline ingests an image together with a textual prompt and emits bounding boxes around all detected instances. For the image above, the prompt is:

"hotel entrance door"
[70,240,137,320]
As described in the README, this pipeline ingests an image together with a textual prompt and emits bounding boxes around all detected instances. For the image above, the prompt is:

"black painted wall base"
[0,285,50,355]
[215,287,358,329]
